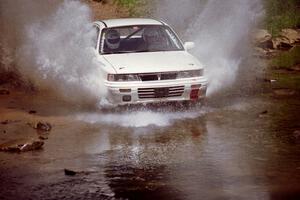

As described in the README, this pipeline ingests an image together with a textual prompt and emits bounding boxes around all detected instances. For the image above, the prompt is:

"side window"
[93,25,100,49]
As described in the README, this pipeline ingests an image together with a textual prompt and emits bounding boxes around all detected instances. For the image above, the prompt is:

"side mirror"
[184,42,195,50]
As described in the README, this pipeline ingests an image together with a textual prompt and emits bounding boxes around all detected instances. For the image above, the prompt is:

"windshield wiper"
[124,28,144,40]
[103,50,150,54]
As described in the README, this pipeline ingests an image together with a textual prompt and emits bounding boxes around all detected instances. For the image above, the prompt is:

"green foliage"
[114,0,139,16]
[269,46,300,91]
[271,46,300,68]
[264,0,300,36]
[115,0,137,7]
[114,0,148,17]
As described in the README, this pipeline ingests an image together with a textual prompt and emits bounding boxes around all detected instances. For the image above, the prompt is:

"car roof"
[94,18,165,28]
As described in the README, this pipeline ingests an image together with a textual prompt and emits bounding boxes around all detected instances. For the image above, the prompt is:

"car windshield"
[100,25,184,54]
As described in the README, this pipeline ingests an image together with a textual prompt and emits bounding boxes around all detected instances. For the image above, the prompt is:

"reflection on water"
[97,99,300,200]
[1,98,300,200]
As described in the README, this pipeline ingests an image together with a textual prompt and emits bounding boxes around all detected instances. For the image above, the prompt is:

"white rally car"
[93,18,208,105]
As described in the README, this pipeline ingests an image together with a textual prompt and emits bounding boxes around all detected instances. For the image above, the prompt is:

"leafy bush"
[114,0,147,16]
[264,0,300,36]
[114,0,137,14]
[272,46,300,68]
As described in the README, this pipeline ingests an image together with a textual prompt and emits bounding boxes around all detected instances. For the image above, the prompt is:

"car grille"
[139,72,177,81]
[138,86,184,99]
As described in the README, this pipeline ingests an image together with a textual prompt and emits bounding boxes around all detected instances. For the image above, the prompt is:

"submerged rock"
[19,141,44,152]
[291,64,300,72]
[64,169,77,176]
[259,110,268,118]
[0,89,10,95]
[28,121,52,132]
[0,140,44,153]
[273,89,296,96]
[28,110,37,114]
[36,122,52,131]
[1,120,20,125]
[38,135,49,140]
[293,130,300,140]
[1,120,10,125]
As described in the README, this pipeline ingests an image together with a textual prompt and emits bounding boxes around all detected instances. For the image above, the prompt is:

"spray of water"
[76,110,208,128]
[0,0,263,127]
[155,0,262,95]
[0,0,106,104]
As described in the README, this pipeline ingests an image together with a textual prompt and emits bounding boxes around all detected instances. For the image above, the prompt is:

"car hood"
[103,51,203,74]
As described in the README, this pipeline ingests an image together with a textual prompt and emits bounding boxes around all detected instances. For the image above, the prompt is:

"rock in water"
[293,130,300,140]
[273,89,296,96]
[36,122,52,132]
[19,141,44,152]
[28,110,37,114]
[0,89,10,95]
[28,122,52,131]
[0,140,44,152]
[64,169,77,176]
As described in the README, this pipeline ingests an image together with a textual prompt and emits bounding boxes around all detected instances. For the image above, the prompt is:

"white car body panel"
[93,18,208,105]
[100,18,163,28]
[103,51,203,74]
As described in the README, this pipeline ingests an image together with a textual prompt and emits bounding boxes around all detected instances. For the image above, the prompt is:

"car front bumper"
[104,77,208,105]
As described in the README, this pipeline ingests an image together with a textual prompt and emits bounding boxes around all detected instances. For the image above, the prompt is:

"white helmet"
[105,29,121,49]
[143,27,160,44]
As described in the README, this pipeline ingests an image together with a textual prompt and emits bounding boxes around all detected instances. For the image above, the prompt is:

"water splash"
[76,109,208,128]
[0,0,106,104]
[155,0,263,95]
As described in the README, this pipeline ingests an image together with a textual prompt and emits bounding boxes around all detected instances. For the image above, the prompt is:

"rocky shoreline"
[253,28,300,58]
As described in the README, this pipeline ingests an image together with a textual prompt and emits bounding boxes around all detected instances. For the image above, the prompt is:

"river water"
[0,81,300,199]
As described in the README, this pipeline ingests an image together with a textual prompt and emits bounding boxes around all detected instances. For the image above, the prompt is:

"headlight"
[107,74,140,82]
[177,69,204,79]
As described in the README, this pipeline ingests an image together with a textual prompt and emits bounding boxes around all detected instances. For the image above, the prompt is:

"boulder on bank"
[253,28,300,56]
[280,29,300,44]
[272,36,294,50]
[271,29,300,50]
[252,29,272,44]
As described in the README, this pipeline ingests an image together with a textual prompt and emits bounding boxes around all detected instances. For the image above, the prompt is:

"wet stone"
[293,131,300,140]
[1,120,10,125]
[273,89,296,96]
[0,140,44,153]
[36,122,52,131]
[259,110,268,118]
[291,64,300,72]
[28,110,37,114]
[39,135,49,140]
[64,169,77,176]
[0,89,10,95]
[28,122,52,132]
[1,120,20,125]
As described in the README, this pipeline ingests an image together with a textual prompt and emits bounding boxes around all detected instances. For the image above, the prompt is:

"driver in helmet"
[105,29,121,51]
[142,27,165,50]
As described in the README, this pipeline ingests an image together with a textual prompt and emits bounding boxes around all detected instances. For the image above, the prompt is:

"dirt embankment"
[84,0,130,20]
